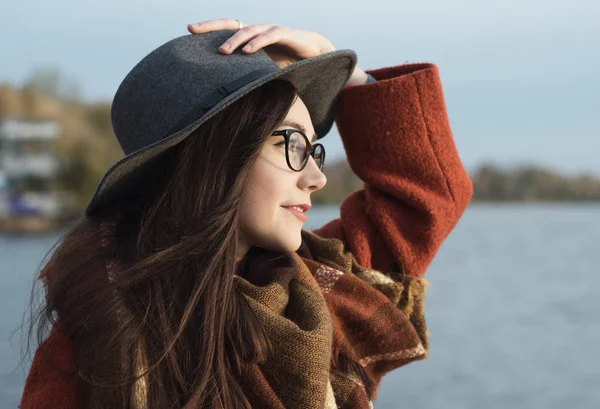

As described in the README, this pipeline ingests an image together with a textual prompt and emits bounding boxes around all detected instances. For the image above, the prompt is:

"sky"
[1,0,598,174]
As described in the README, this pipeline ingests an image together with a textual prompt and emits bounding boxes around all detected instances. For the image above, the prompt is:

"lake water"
[1,204,599,408]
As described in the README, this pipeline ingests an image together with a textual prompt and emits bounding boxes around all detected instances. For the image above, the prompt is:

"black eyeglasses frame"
[271,129,326,172]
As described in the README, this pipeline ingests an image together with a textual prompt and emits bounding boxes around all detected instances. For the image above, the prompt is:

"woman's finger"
[187,19,278,54]
[187,18,240,33]
[241,27,286,53]
[220,25,279,53]
[217,25,262,53]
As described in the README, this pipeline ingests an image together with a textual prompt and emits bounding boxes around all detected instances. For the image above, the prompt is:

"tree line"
[311,160,600,204]
[2,68,599,211]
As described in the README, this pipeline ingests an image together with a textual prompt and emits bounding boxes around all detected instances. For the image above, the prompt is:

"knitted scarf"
[122,229,429,409]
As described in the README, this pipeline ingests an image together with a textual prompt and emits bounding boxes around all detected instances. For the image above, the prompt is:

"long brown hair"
[28,79,298,408]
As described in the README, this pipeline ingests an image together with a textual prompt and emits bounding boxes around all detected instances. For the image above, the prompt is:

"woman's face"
[237,95,327,258]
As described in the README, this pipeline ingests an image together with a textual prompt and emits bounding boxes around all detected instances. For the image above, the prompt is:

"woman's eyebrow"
[279,120,317,143]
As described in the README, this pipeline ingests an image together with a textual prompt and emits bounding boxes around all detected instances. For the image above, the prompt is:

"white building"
[0,119,63,218]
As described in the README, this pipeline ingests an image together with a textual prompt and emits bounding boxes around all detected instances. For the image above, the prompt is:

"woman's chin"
[266,232,303,254]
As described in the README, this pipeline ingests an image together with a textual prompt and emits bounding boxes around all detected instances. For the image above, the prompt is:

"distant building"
[0,119,63,220]
[0,170,8,217]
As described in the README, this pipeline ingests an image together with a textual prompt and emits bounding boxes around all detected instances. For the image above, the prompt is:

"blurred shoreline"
[2,78,600,234]
[2,202,600,235]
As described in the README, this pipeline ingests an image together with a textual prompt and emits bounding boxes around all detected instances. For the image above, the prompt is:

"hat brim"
[84,49,357,215]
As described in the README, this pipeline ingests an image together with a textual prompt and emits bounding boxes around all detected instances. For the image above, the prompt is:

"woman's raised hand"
[187,18,337,69]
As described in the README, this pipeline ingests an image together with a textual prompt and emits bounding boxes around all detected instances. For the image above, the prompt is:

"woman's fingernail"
[221,43,231,50]
[242,45,251,52]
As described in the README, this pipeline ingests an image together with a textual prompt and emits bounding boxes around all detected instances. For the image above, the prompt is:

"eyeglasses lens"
[287,131,323,171]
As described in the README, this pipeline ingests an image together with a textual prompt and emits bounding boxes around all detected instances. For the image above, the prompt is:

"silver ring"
[237,20,246,30]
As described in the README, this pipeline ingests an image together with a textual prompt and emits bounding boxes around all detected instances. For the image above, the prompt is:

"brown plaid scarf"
[127,229,428,409]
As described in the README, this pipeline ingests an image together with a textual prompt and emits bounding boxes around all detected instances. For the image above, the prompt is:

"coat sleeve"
[20,325,80,409]
[313,63,473,278]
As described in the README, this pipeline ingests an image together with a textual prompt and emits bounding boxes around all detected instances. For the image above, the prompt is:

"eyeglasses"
[271,129,326,172]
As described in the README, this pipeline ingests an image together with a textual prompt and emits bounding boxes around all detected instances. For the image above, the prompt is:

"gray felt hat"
[84,30,357,215]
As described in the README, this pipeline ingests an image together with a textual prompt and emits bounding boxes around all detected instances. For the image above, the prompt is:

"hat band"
[167,66,279,137]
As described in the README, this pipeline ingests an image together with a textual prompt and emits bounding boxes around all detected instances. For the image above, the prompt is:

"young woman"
[20,18,473,409]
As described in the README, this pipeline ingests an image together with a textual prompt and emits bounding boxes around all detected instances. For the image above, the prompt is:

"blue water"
[2,204,599,408]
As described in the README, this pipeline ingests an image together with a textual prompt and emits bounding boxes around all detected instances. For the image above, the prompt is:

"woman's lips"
[282,206,308,222]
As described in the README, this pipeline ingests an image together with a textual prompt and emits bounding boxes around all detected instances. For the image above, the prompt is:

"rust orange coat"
[20,62,473,408]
